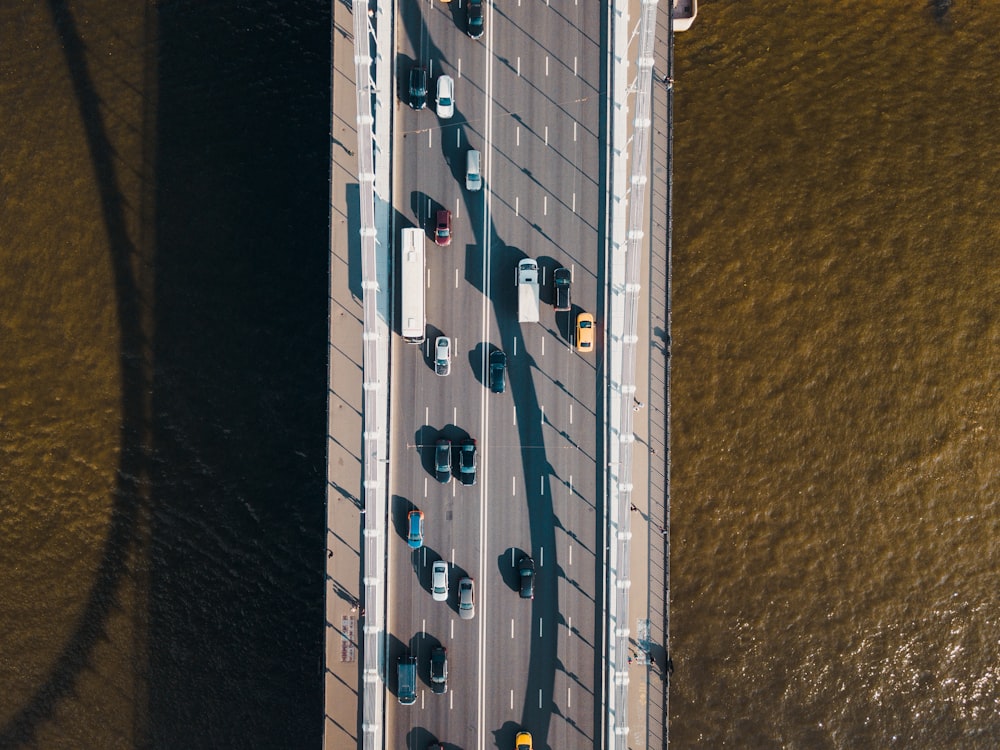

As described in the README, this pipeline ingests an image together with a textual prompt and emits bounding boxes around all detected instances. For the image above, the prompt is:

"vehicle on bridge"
[407,66,427,110]
[459,439,477,486]
[489,350,507,393]
[517,258,540,323]
[458,577,475,619]
[400,228,426,344]
[407,510,424,549]
[435,209,452,246]
[435,438,452,483]
[430,646,448,694]
[431,560,449,602]
[467,0,484,38]
[553,266,572,311]
[397,655,417,705]
[436,74,454,119]
[435,336,451,376]
[466,148,482,191]
[576,311,595,352]
[518,556,535,599]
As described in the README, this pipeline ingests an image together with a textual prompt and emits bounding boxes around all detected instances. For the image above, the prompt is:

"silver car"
[431,560,449,602]
[436,74,455,119]
[458,577,475,619]
[435,336,451,376]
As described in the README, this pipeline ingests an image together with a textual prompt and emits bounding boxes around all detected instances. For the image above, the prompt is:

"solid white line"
[568,688,572,708]
[424,477,428,497]
[426,407,430,424]
[458,57,462,78]
[569,545,573,566]
[456,197,461,218]
[455,267,459,288]
[516,126,520,147]
[453,406,457,423]
[572,193,576,213]
[512,476,516,496]
[540,476,544,495]
[428,128,433,148]
[513,407,517,426]
[511,619,514,639]
[540,547,544,567]
[568,615,572,635]
[451,548,455,565]
[569,475,573,495]
[450,691,454,710]
[541,336,545,356]
[422,618,427,634]
[545,56,549,76]
[510,691,514,709]
[456,129,462,148]
[538,689,543,709]
[574,56,578,76]
[539,618,543,638]
[569,404,573,424]
[426,268,431,288]
[515,195,519,217]
[573,121,577,142]
[513,337,518,356]
[543,196,548,215]
[517,56,521,77]
[545,125,549,146]
[541,404,545,424]
[451,619,455,639]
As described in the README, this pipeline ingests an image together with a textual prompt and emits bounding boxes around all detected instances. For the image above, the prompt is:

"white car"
[431,560,449,602]
[436,75,455,119]
[435,336,451,376]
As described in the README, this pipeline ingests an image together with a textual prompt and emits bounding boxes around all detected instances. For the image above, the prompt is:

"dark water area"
[149,2,330,748]
[0,1,331,747]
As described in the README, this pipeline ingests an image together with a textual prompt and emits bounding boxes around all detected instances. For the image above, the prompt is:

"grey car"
[458,577,475,620]
[435,438,452,483]
[430,646,448,694]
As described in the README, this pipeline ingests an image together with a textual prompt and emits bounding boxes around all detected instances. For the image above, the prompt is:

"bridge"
[324,0,685,747]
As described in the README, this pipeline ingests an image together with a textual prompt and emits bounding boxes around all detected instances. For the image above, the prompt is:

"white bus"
[400,228,425,344]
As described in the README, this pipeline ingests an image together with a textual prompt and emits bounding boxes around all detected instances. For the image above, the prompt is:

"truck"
[553,266,571,311]
[517,258,540,323]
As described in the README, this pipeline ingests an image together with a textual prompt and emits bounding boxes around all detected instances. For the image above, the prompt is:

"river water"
[669,1,1000,747]
[2,1,997,749]
[0,2,329,747]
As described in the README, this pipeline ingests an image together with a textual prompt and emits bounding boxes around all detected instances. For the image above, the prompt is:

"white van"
[466,149,482,191]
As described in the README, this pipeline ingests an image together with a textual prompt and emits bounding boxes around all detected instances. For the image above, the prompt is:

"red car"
[435,209,452,246]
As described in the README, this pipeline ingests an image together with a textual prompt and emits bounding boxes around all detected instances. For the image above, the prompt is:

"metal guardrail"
[605,0,664,747]
[350,1,393,749]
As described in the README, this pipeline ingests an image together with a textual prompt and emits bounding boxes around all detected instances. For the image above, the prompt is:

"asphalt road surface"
[387,0,606,747]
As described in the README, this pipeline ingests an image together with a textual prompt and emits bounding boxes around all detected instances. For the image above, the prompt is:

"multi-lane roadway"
[387,0,607,747]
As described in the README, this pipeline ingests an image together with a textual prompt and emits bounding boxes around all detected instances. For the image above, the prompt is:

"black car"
[553,267,571,311]
[518,556,535,600]
[408,66,427,109]
[435,438,452,483]
[489,350,507,394]
[459,438,477,486]
[430,646,448,694]
[467,0,484,39]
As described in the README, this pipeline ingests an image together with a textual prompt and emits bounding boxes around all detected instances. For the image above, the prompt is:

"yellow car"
[514,731,532,750]
[575,312,595,352]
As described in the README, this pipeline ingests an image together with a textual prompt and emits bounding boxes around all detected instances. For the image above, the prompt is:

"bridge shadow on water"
[0,2,332,748]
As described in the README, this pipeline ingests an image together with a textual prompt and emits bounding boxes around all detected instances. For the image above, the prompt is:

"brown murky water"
[670,2,1000,747]
[1,2,328,748]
